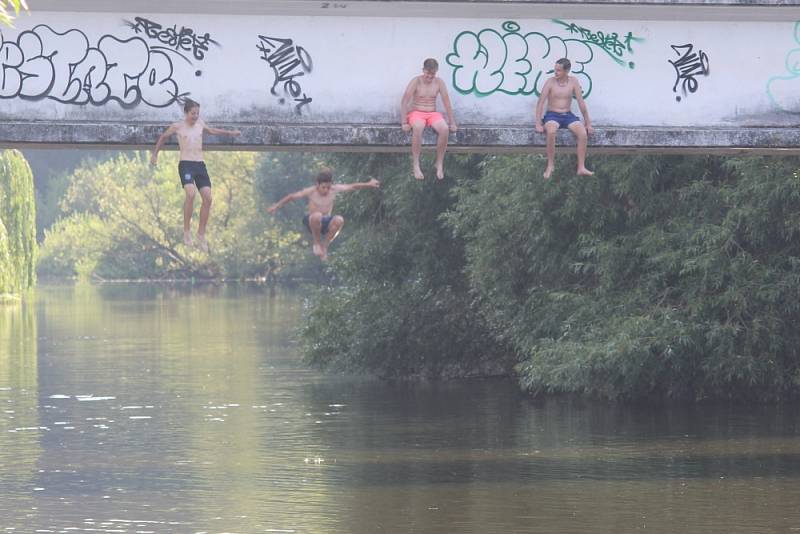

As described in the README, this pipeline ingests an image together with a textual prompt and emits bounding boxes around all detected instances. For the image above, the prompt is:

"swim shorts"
[407,110,446,127]
[543,111,581,129]
[303,214,334,236]
[178,160,211,189]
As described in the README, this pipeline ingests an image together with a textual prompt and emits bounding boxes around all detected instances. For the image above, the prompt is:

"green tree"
[39,151,305,281]
[0,0,27,27]
[0,150,36,296]
[301,153,513,377]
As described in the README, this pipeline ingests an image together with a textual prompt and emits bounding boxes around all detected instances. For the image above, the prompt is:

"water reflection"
[0,284,799,533]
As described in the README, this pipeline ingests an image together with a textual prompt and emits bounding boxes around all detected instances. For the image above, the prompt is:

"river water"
[1,284,799,533]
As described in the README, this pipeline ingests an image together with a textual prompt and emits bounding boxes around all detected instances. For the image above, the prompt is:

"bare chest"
[415,81,439,100]
[177,123,203,145]
[549,81,575,100]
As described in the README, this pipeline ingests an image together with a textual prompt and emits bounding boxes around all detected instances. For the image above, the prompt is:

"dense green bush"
[301,153,513,377]
[447,154,800,400]
[0,150,36,296]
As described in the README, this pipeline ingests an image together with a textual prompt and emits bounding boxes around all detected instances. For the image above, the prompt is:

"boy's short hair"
[183,98,200,113]
[316,168,333,184]
[556,58,571,72]
[423,58,439,72]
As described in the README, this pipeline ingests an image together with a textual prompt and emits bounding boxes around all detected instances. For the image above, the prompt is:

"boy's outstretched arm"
[151,123,178,166]
[335,178,381,193]
[267,187,312,214]
[204,124,242,137]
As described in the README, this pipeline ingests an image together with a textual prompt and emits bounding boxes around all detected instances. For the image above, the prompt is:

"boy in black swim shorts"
[150,98,241,251]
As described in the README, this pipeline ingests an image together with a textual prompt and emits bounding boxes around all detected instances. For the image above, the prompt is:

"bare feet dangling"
[577,167,594,176]
[413,166,424,180]
[183,230,193,247]
[312,242,324,258]
[436,164,445,180]
[543,166,554,180]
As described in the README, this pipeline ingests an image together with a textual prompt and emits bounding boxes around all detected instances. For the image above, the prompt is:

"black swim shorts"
[178,160,211,189]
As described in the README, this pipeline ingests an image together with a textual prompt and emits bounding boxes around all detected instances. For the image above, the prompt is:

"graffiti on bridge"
[446,21,598,98]
[257,34,313,114]
[124,16,219,68]
[767,21,800,112]
[551,19,643,69]
[668,43,709,102]
[0,24,187,107]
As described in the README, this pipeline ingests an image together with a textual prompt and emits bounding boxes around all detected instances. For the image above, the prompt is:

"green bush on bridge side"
[447,154,800,401]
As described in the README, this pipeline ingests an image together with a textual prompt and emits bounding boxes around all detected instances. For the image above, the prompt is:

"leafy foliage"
[0,0,27,28]
[301,153,512,377]
[447,154,800,400]
[38,152,306,281]
[0,150,36,295]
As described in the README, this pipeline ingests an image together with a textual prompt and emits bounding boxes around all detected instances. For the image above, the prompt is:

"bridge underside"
[2,123,799,155]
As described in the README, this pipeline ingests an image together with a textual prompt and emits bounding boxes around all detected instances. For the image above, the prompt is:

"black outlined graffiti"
[668,43,709,102]
[124,16,219,63]
[447,21,595,98]
[552,19,644,69]
[257,34,313,114]
[0,24,187,107]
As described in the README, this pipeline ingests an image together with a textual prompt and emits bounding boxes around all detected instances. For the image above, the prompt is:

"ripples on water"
[1,284,799,533]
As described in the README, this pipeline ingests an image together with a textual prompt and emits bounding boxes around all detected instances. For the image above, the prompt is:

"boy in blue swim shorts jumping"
[535,58,594,180]
[267,168,380,261]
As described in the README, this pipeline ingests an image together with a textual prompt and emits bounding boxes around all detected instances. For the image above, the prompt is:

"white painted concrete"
[0,4,798,143]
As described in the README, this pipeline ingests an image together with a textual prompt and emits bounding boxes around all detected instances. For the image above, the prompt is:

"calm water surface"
[1,284,800,533]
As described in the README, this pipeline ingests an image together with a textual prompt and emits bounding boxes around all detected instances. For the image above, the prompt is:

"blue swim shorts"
[302,214,333,235]
[543,111,581,129]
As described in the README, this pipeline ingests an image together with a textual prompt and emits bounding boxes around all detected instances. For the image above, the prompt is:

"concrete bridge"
[2,0,800,153]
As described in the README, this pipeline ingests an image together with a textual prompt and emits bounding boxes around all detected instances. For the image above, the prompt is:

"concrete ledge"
[28,0,800,21]
[2,122,800,154]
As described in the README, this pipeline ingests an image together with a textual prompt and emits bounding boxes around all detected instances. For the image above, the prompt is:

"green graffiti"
[766,21,800,112]
[552,19,643,69]
[446,20,596,98]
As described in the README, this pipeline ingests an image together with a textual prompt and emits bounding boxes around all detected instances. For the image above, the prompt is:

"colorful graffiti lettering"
[0,24,186,107]
[446,21,595,98]
[668,43,709,102]
[767,21,800,112]
[551,19,642,68]
[257,34,313,115]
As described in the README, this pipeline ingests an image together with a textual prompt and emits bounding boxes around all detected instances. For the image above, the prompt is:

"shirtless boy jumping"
[400,58,457,180]
[151,98,241,252]
[535,58,594,180]
[267,168,380,261]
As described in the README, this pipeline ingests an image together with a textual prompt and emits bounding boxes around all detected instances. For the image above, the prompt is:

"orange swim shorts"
[407,110,446,127]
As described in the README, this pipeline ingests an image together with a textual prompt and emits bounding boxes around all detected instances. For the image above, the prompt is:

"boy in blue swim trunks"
[535,58,594,179]
[267,168,380,261]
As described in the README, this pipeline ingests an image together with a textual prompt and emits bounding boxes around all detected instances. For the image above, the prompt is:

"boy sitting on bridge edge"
[535,58,594,180]
[267,168,380,261]
[401,58,457,180]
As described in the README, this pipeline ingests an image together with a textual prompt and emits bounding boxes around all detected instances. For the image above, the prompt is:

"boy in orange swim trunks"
[400,58,457,180]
